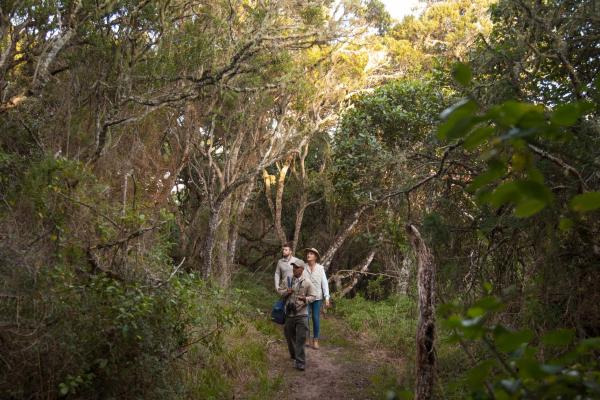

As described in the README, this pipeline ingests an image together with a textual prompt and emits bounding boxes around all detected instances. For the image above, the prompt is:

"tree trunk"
[274,157,292,245]
[121,171,129,217]
[398,254,412,295]
[202,204,221,279]
[333,274,343,292]
[201,177,251,279]
[338,249,376,297]
[406,224,436,400]
[291,142,312,253]
[292,191,308,253]
[216,197,233,286]
[321,204,370,271]
[227,180,255,268]
[262,169,276,219]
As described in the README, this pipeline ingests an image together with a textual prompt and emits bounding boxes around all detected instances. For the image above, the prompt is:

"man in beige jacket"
[277,261,316,371]
[274,242,305,292]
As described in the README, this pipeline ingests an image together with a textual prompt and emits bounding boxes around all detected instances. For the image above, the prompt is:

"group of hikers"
[274,243,330,371]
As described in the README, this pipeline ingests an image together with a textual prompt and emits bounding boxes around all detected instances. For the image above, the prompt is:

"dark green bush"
[441,294,600,399]
[0,267,237,399]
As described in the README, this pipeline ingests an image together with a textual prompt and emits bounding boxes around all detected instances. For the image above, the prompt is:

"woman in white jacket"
[303,248,330,349]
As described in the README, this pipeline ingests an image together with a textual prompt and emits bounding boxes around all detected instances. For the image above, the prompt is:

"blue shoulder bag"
[271,277,291,325]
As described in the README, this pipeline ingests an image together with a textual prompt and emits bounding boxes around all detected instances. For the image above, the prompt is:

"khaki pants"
[284,315,308,367]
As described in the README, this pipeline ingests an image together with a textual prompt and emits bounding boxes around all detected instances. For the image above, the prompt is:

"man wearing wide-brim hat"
[277,260,317,371]
[303,247,330,350]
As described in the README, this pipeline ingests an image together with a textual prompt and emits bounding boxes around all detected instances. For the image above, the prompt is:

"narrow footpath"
[266,312,404,400]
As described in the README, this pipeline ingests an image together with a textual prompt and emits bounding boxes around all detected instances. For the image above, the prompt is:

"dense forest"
[1,0,599,398]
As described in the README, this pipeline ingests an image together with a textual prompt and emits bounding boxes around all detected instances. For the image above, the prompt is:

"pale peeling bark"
[292,191,308,253]
[398,254,412,295]
[227,180,256,268]
[262,169,276,218]
[202,178,249,278]
[338,249,376,297]
[274,157,292,245]
[406,224,436,400]
[291,142,321,253]
[216,198,233,287]
[321,204,370,271]
[1,3,80,113]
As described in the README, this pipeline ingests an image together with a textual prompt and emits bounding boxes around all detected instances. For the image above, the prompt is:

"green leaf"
[527,167,545,184]
[577,337,600,353]
[551,102,592,126]
[495,329,534,353]
[465,360,494,389]
[518,109,546,129]
[464,125,494,150]
[463,324,486,340]
[467,307,485,318]
[559,218,573,231]
[488,180,553,213]
[443,315,462,329]
[440,98,471,120]
[514,198,546,217]
[570,192,600,212]
[488,181,519,208]
[551,103,579,126]
[488,101,542,127]
[438,99,478,140]
[483,282,493,294]
[474,296,503,312]
[542,329,575,347]
[516,357,545,380]
[467,159,506,192]
[511,152,530,171]
[452,63,472,86]
[395,390,415,400]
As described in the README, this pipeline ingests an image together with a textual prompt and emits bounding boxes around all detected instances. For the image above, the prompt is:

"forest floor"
[265,311,405,400]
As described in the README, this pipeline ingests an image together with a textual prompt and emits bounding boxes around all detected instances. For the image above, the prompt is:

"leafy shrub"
[441,294,600,399]
[0,267,239,399]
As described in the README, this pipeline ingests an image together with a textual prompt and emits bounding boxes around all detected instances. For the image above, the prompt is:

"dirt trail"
[267,314,402,400]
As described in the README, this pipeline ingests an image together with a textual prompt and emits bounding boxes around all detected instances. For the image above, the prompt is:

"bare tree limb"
[336,249,377,298]
[527,143,587,191]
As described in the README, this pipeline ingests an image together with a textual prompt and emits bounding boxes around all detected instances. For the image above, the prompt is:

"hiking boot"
[294,362,305,371]
[313,339,320,349]
[305,338,312,348]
